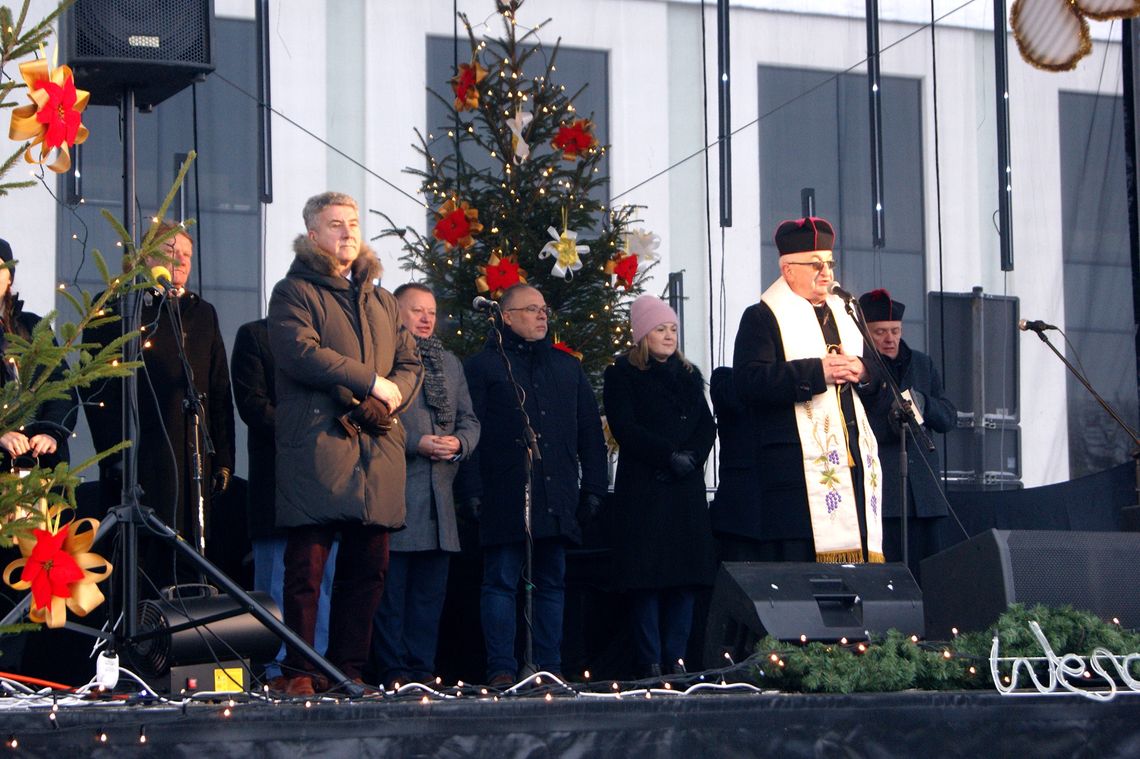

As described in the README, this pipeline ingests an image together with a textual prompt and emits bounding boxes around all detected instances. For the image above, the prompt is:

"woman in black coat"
[603,295,716,678]
[0,239,76,472]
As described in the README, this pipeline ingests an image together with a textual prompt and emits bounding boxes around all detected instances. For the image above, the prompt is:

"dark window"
[55,17,261,472]
[1059,91,1138,477]
[757,66,926,350]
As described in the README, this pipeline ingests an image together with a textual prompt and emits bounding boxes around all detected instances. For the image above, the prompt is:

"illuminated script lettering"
[990,621,1140,701]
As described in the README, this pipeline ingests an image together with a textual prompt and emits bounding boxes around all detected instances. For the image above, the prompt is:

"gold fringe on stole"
[868,551,886,563]
[815,548,867,564]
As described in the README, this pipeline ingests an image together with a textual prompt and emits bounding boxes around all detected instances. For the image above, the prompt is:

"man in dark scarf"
[369,283,480,688]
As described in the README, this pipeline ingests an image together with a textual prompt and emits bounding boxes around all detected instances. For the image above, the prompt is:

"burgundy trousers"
[282,523,389,681]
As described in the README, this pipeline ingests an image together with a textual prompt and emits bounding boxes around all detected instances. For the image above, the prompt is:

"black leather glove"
[669,451,696,478]
[577,492,603,527]
[212,466,232,497]
[345,397,393,437]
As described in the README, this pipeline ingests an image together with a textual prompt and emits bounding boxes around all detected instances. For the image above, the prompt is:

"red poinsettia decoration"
[21,528,84,611]
[8,56,90,174]
[553,340,583,361]
[551,119,598,160]
[451,60,488,112]
[605,252,639,290]
[476,252,527,299]
[2,500,113,628]
[433,198,484,251]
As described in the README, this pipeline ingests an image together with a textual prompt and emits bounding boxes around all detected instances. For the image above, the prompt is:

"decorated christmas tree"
[379,0,658,387]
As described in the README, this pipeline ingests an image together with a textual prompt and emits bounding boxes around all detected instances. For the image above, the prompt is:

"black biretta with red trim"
[858,288,905,322]
[774,216,835,255]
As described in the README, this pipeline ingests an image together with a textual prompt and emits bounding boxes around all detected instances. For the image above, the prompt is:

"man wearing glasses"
[731,217,884,564]
[458,284,607,687]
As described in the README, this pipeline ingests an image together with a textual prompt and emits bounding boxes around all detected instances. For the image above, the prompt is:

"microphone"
[150,265,175,293]
[828,281,856,303]
[1018,318,1058,333]
[472,295,499,312]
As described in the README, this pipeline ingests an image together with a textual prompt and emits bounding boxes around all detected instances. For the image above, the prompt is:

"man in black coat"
[83,223,235,590]
[732,217,883,564]
[708,367,764,561]
[858,290,956,579]
[231,317,338,681]
[458,284,607,685]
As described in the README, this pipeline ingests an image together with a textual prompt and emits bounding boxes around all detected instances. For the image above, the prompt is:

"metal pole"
[121,88,140,640]
[1122,20,1140,441]
[994,0,1015,271]
[717,0,732,227]
[866,0,886,248]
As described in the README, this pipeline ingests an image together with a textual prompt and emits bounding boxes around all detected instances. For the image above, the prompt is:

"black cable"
[929,0,948,483]
[191,83,204,296]
[210,72,425,209]
[698,1,715,370]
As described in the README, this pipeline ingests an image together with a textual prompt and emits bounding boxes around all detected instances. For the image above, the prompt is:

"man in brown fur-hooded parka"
[267,191,421,694]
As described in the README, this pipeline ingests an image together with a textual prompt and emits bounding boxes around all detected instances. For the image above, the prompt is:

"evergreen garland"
[751,604,1140,694]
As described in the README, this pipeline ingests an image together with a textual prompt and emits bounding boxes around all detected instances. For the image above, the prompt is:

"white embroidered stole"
[761,277,884,563]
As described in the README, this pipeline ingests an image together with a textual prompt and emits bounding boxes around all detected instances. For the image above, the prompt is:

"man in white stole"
[732,217,884,563]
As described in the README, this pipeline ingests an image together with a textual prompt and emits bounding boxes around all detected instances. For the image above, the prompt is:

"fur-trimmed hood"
[290,233,383,286]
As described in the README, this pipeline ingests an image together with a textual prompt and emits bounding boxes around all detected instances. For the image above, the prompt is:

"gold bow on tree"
[2,500,112,629]
[8,53,90,174]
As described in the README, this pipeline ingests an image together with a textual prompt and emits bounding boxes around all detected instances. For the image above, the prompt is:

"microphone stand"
[162,289,214,561]
[1025,328,1140,514]
[842,296,936,571]
[483,305,541,677]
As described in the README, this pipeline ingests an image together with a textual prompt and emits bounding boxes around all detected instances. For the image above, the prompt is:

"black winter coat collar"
[494,325,553,355]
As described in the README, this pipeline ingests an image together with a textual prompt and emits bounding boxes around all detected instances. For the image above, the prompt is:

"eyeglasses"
[505,304,553,317]
[785,259,835,273]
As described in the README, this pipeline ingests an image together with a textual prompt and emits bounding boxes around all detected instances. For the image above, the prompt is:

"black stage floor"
[0,686,1136,758]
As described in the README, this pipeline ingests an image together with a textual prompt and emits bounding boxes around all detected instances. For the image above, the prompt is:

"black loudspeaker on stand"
[62,0,215,110]
[921,529,1140,639]
[703,562,924,668]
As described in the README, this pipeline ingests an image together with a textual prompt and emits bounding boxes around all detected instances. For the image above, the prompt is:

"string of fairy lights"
[0,619,1136,747]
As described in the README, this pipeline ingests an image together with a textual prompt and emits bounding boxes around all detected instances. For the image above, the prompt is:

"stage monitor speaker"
[62,0,216,109]
[921,529,1140,639]
[703,562,923,669]
[129,590,280,678]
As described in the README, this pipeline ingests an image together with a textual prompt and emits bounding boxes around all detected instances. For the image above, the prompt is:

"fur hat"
[858,288,905,322]
[630,295,678,344]
[774,217,835,255]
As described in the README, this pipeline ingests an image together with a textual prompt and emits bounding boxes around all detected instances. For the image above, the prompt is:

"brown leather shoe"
[283,675,316,697]
[488,673,514,689]
[349,677,382,696]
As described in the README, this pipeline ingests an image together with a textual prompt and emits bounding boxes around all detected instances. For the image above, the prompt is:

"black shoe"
[641,663,663,679]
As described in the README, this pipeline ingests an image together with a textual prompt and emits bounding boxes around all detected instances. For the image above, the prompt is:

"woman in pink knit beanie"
[603,294,716,679]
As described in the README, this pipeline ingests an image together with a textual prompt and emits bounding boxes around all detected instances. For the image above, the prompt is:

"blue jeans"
[370,549,450,683]
[252,535,338,679]
[630,588,696,671]
[481,539,566,678]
